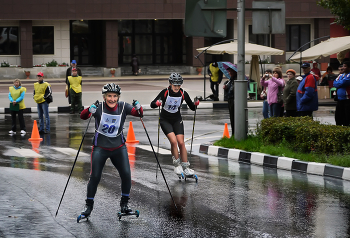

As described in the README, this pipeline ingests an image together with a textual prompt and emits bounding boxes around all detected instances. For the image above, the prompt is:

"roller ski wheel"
[77,214,89,223]
[184,174,198,183]
[118,210,140,220]
[177,172,185,180]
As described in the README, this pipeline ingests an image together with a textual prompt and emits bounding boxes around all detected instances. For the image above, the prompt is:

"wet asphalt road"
[1,107,350,237]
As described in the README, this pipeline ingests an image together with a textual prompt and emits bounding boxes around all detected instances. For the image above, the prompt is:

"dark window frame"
[286,24,311,52]
[0,26,20,55]
[32,26,54,55]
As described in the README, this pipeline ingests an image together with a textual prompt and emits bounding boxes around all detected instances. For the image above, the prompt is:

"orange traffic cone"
[126,121,139,143]
[222,123,230,138]
[28,120,43,142]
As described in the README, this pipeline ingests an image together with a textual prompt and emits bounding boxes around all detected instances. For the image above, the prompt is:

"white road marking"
[4,148,44,158]
[52,147,90,157]
[136,145,171,155]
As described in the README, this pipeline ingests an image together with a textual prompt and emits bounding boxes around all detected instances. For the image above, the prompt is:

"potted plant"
[24,70,30,79]
[196,67,202,75]
[110,68,116,77]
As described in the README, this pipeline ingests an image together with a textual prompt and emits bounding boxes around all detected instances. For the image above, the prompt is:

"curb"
[199,144,350,181]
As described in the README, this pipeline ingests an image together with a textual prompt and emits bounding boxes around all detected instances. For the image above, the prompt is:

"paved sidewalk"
[0,74,336,112]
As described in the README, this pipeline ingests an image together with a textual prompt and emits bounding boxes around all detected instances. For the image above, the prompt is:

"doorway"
[70,20,104,66]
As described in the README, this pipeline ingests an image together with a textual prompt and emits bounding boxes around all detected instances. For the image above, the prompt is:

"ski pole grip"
[94,100,99,106]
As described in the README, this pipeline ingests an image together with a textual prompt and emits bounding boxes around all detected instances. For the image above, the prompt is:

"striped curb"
[199,144,349,181]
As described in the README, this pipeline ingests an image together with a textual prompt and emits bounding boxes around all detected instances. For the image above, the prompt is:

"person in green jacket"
[283,69,299,117]
[67,68,83,114]
[8,79,26,135]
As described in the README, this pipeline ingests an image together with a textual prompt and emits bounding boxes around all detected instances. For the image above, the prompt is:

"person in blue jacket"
[333,61,350,126]
[296,63,318,117]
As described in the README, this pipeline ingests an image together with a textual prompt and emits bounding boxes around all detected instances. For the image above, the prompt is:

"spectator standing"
[223,68,237,134]
[261,69,272,119]
[283,69,298,117]
[260,67,285,117]
[67,68,83,114]
[333,61,350,126]
[320,66,336,86]
[208,62,223,101]
[296,63,318,117]
[8,79,26,135]
[130,54,139,76]
[66,60,82,104]
[33,72,52,134]
[311,62,321,78]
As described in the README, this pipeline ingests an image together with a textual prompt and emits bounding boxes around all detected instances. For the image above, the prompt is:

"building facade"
[0,0,343,72]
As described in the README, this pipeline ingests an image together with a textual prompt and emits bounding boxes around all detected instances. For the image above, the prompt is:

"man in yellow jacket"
[33,72,52,134]
[67,68,82,114]
[208,62,223,101]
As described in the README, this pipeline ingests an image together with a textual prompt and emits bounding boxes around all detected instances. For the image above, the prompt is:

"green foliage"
[1,60,10,67]
[214,117,350,167]
[46,59,58,67]
[318,0,350,30]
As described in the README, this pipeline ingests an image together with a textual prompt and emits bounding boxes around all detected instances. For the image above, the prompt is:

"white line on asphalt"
[52,147,90,157]
[136,145,171,155]
[6,148,44,158]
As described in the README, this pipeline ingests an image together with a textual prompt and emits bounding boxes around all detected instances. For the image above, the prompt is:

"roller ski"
[173,157,184,180]
[182,162,198,182]
[117,196,140,220]
[77,199,93,223]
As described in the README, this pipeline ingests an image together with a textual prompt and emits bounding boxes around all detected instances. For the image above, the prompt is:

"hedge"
[259,117,350,154]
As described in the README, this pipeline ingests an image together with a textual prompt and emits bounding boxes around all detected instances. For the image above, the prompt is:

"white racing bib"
[164,95,182,113]
[96,103,124,137]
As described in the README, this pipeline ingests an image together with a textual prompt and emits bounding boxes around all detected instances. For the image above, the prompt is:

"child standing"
[8,79,26,135]
[67,67,83,114]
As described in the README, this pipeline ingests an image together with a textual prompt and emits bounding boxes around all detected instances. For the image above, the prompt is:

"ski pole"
[189,97,199,161]
[133,101,177,209]
[55,100,99,217]
[156,103,161,179]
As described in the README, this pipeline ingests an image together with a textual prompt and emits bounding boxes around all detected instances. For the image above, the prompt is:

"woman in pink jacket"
[260,67,285,117]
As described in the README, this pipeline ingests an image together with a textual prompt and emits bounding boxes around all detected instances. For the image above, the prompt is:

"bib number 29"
[102,124,116,134]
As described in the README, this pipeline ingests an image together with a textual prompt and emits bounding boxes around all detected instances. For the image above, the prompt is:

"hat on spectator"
[71,60,77,64]
[301,62,310,68]
[286,69,296,75]
[37,72,44,77]
[72,68,77,71]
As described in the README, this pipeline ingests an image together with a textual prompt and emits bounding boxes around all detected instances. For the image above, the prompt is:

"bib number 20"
[102,124,116,134]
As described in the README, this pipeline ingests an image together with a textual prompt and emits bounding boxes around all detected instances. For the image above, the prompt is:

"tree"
[318,0,350,30]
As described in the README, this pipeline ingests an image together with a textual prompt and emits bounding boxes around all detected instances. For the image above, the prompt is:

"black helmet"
[102,83,121,95]
[169,73,183,85]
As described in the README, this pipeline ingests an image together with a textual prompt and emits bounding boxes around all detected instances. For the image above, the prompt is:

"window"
[249,25,270,46]
[286,24,310,52]
[0,27,19,55]
[32,26,54,54]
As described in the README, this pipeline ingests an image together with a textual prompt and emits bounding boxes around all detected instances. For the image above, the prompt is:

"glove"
[156,100,162,107]
[296,76,303,81]
[133,100,141,110]
[194,100,200,106]
[89,104,97,114]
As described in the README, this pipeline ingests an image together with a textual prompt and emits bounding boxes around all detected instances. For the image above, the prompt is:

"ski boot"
[182,162,198,182]
[77,199,94,222]
[173,156,184,179]
[118,196,140,220]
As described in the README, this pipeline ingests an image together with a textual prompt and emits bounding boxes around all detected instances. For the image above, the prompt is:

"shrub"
[46,59,58,67]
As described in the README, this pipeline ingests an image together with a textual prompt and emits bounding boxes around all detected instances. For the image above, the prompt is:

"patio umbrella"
[197,41,284,55]
[290,36,350,62]
[249,55,261,94]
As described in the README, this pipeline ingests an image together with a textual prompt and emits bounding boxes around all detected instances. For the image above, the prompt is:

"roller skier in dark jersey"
[77,83,143,221]
[150,73,199,178]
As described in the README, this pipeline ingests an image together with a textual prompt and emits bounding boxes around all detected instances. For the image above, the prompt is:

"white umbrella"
[290,36,350,62]
[197,41,284,55]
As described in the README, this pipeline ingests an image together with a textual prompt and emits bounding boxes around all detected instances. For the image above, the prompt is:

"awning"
[290,36,350,62]
[197,41,284,55]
